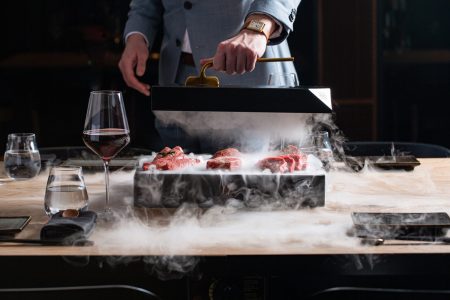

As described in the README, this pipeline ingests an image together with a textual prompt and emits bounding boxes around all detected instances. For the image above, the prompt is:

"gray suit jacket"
[124,0,301,86]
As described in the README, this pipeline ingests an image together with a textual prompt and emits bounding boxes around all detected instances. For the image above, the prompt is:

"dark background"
[0,0,449,153]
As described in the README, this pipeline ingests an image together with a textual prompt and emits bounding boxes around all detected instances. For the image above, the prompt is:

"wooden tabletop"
[1,158,450,256]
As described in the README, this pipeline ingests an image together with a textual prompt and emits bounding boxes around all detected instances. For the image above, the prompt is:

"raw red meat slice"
[282,145,300,155]
[154,147,172,160]
[144,157,200,171]
[288,154,308,171]
[207,157,242,171]
[211,148,241,159]
[171,146,184,156]
[280,145,308,171]
[258,157,289,173]
[159,157,200,170]
[279,155,295,172]
[258,152,308,173]
[287,154,300,170]
[143,146,199,171]
[154,146,184,160]
[142,161,154,171]
[298,153,308,170]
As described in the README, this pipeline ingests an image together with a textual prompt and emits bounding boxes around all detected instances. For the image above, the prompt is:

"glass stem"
[103,160,110,210]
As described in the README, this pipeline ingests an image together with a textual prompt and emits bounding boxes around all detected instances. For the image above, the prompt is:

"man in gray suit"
[119,0,301,95]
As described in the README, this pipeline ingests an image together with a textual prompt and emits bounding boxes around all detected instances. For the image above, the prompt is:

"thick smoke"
[154,111,337,152]
[72,103,443,280]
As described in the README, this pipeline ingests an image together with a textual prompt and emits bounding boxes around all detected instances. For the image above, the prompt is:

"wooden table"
[1,159,450,299]
[1,158,450,256]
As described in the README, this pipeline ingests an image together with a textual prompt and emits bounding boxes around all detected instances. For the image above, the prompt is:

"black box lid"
[151,86,332,113]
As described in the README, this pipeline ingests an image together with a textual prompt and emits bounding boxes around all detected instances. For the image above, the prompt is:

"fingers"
[225,45,237,75]
[119,55,150,96]
[212,42,226,72]
[210,31,266,75]
[246,50,258,72]
[136,51,148,77]
[118,38,151,96]
[200,58,213,66]
[236,46,248,75]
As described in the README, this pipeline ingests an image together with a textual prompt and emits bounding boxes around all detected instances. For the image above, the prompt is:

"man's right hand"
[118,34,151,96]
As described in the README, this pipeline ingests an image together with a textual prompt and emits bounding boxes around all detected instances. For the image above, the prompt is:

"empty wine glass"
[267,73,299,87]
[3,133,41,180]
[82,91,130,219]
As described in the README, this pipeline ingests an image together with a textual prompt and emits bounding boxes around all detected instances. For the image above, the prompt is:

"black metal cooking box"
[133,86,331,209]
[134,171,325,209]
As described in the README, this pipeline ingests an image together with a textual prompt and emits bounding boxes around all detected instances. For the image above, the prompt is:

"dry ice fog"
[81,111,440,278]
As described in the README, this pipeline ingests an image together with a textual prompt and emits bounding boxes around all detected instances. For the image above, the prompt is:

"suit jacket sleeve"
[247,0,301,45]
[123,0,163,47]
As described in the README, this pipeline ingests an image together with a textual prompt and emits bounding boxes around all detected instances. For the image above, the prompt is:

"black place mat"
[40,211,97,242]
[345,155,421,171]
[352,212,450,239]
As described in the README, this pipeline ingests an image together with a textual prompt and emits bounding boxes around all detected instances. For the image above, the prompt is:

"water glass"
[312,131,334,168]
[267,73,299,87]
[44,166,88,215]
[3,133,41,180]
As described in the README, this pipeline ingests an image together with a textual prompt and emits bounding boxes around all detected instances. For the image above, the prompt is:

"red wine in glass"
[83,91,130,219]
[82,128,130,162]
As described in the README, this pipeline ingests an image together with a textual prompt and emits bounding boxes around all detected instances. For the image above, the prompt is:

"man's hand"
[200,14,278,75]
[118,34,151,96]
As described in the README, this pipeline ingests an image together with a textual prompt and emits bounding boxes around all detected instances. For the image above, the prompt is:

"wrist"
[126,33,148,46]
[240,28,269,42]
[244,14,277,39]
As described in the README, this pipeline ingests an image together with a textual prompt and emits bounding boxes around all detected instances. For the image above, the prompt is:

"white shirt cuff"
[125,31,149,46]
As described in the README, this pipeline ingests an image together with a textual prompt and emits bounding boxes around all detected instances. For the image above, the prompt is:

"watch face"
[249,20,265,31]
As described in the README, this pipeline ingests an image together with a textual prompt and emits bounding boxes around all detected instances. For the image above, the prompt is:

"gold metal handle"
[200,57,294,73]
[186,57,295,87]
[200,61,214,79]
[256,57,295,62]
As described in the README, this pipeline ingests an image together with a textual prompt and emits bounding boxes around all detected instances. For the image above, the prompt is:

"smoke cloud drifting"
[154,111,339,153]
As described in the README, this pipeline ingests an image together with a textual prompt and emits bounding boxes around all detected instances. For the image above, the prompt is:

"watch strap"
[241,20,270,42]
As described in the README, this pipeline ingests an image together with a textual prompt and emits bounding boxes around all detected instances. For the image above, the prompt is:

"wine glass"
[267,72,299,87]
[82,91,130,218]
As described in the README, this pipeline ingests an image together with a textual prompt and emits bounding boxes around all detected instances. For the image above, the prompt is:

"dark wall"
[0,1,150,152]
[379,0,450,147]
[0,0,448,153]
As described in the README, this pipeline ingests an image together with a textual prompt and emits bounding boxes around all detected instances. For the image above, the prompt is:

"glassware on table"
[3,133,41,180]
[267,72,299,87]
[44,166,88,216]
[82,90,130,218]
[312,131,334,169]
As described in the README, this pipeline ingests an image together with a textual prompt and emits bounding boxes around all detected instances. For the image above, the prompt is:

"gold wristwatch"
[242,19,269,41]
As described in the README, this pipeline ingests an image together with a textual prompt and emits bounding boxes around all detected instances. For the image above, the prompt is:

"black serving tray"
[345,155,421,171]
[352,212,450,239]
[151,86,332,113]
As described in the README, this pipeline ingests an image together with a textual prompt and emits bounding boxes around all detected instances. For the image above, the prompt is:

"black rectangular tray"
[134,171,325,209]
[151,86,332,113]
[371,155,421,170]
[345,155,421,171]
[352,212,450,239]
